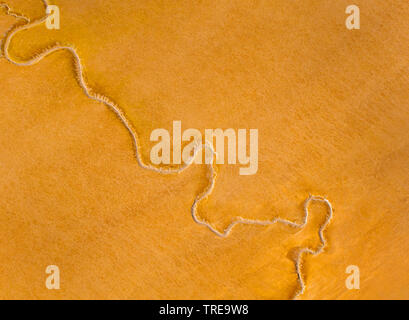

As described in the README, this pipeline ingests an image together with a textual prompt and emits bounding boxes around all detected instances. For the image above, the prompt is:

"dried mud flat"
[0,0,408,299]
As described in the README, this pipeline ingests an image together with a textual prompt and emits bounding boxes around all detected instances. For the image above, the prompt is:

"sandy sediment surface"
[0,0,408,299]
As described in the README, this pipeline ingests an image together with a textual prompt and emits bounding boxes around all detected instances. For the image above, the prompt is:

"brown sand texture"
[0,0,408,299]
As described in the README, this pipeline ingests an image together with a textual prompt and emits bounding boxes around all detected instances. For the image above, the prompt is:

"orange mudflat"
[0,0,408,300]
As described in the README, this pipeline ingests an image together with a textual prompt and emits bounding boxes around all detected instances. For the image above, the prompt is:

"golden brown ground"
[0,0,408,299]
